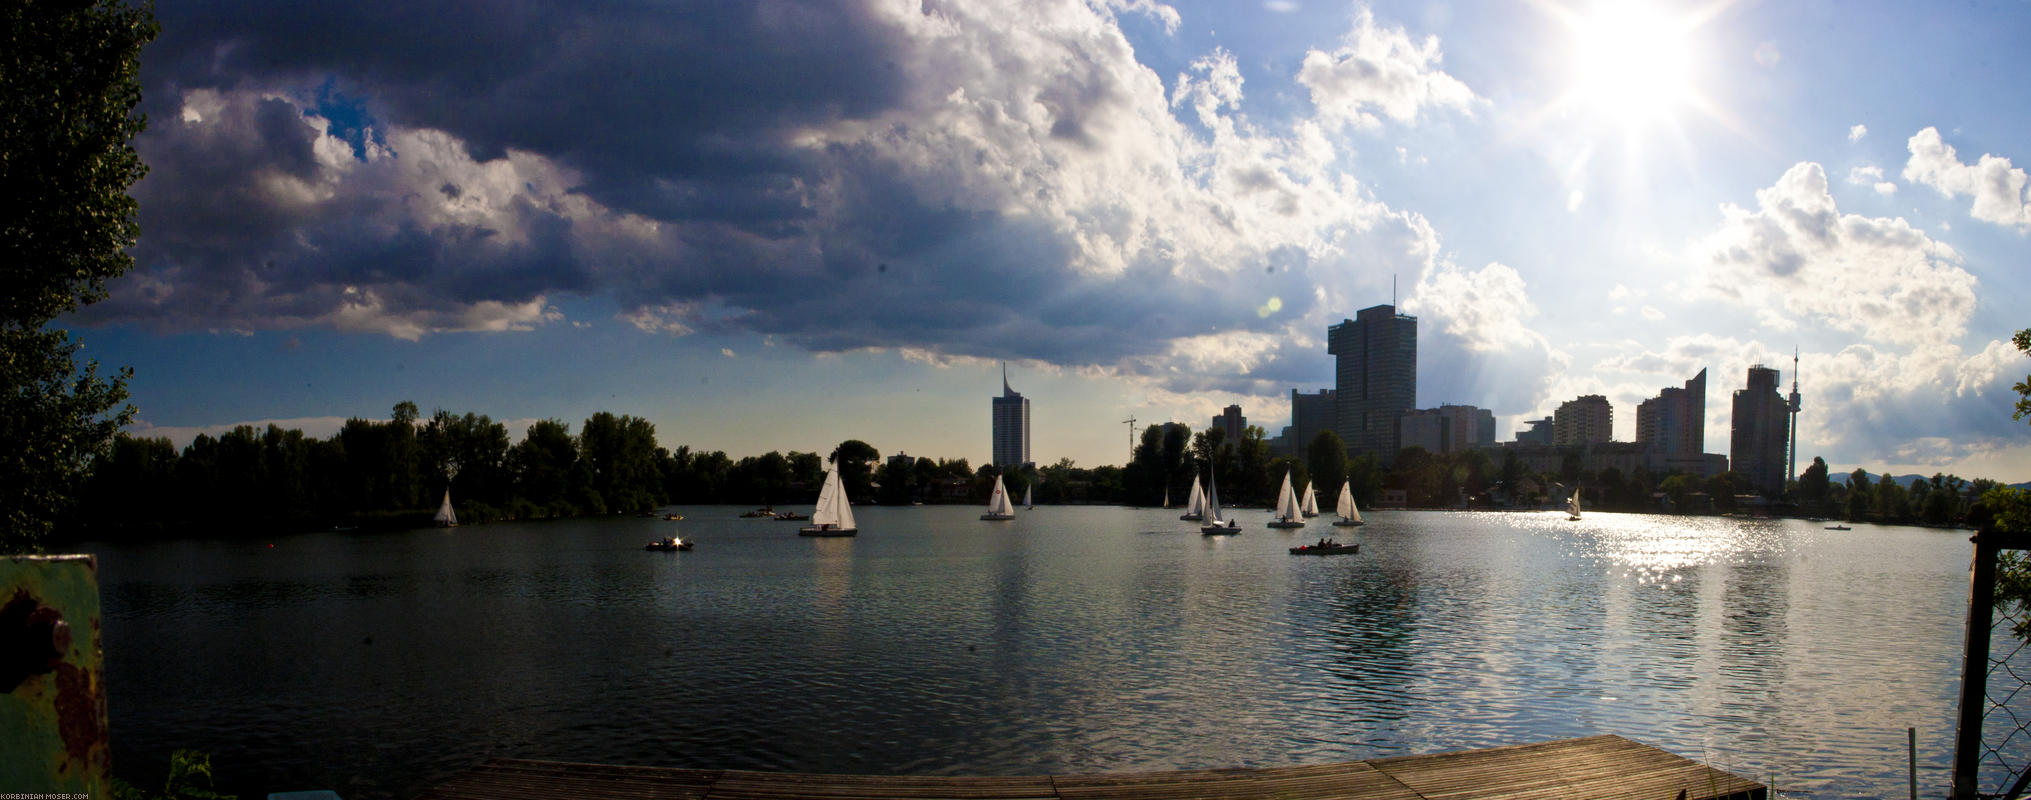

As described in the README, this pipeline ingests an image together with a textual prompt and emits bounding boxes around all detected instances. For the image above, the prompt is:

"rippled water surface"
[93,507,1978,798]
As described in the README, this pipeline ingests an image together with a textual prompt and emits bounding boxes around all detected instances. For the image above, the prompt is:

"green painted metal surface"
[0,554,108,794]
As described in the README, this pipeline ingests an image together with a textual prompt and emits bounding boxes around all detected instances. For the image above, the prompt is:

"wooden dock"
[416,735,1765,800]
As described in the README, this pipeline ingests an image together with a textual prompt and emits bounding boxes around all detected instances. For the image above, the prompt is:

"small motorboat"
[1290,542,1359,555]
[663,513,685,521]
[645,536,693,551]
[1825,524,1852,531]
[774,511,809,521]
[740,507,776,518]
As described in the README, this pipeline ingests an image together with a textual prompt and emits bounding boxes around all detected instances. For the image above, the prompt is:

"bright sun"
[1562,2,1703,132]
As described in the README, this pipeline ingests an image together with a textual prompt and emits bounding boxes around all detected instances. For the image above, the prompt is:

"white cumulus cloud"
[1902,127,2031,230]
[1295,5,1479,131]
[1700,161,1977,347]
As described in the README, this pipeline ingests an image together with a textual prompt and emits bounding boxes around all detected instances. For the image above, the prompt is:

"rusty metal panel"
[1,554,108,794]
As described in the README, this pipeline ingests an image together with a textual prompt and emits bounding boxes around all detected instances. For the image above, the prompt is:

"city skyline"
[61,0,2031,482]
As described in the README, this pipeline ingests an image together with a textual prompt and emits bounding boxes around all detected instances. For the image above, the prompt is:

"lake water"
[90,507,1987,798]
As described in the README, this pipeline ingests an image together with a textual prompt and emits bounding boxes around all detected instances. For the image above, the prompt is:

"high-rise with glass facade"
[1327,305,1416,464]
[992,364,1030,469]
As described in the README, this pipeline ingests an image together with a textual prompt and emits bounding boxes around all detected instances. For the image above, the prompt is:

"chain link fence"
[1975,595,2031,799]
[1958,532,2031,800]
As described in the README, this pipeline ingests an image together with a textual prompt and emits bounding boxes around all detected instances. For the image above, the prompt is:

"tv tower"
[1787,347,1801,485]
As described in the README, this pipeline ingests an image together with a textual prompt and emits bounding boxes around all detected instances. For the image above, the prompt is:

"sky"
[65,0,2031,481]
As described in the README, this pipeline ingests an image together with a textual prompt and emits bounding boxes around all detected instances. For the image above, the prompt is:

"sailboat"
[434,488,458,528]
[1268,470,1306,529]
[1200,472,1240,535]
[799,467,858,536]
[1023,484,1033,510]
[1300,481,1321,517]
[982,474,1016,520]
[1179,475,1205,521]
[1567,488,1582,522]
[1333,481,1364,527]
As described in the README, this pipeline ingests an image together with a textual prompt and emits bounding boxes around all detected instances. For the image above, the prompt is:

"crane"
[1123,416,1137,462]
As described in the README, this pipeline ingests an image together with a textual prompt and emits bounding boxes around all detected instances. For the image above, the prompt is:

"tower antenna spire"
[1787,346,1802,488]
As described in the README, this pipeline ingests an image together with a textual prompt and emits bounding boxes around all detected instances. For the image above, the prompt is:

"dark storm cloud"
[97,0,1440,383]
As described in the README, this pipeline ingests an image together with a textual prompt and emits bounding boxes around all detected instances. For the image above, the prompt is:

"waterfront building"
[1328,305,1417,464]
[1732,365,1789,496]
[1437,404,1496,450]
[1515,417,1554,445]
[1553,395,1613,446]
[991,364,1030,469]
[1212,404,1245,444]
[1283,388,1337,456]
[1635,368,1727,476]
[1398,409,1452,454]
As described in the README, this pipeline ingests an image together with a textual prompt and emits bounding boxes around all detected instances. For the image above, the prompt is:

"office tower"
[1731,365,1789,496]
[1211,404,1245,444]
[1327,305,1417,463]
[1288,389,1337,452]
[1635,368,1707,457]
[1553,395,1613,445]
[992,363,1030,469]
[1436,404,1496,451]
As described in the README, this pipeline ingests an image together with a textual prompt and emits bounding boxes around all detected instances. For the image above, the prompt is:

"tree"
[2,0,156,550]
[1799,457,1831,515]
[1986,326,2031,640]
[1843,468,1872,522]
[829,439,880,503]
[1306,430,1348,497]
[509,419,578,515]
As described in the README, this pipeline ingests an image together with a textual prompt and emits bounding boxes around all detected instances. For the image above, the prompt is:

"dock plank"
[416,736,1764,800]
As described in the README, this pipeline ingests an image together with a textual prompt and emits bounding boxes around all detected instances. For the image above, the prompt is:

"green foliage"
[829,438,880,502]
[1,0,157,323]
[1266,455,1305,507]
[1,1,157,552]
[1987,487,2031,640]
[4,329,133,550]
[1305,429,1348,494]
[111,748,234,800]
[2013,327,2030,423]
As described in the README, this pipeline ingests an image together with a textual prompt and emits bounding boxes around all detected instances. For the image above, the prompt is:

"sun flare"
[1556,1,1714,134]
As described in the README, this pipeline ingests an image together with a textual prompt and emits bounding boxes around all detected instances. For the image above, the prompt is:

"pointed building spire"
[1002,360,1011,396]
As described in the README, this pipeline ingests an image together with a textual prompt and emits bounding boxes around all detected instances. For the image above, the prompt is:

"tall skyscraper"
[1553,395,1613,445]
[1731,365,1789,496]
[1288,389,1337,453]
[1635,368,1706,457]
[1211,404,1245,444]
[992,363,1030,469]
[1327,305,1417,463]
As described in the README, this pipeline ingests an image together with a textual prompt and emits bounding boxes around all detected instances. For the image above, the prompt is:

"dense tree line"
[61,392,2025,542]
[59,402,1137,539]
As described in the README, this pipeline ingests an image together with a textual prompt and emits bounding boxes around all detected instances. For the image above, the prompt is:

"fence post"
[1954,529,2001,799]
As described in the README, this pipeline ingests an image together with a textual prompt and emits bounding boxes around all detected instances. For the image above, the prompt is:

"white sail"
[1567,490,1582,519]
[1023,484,1033,508]
[1204,473,1224,523]
[985,475,1016,516]
[812,467,856,530]
[1300,481,1319,517]
[434,488,457,526]
[1337,481,1362,523]
[1274,471,1301,521]
[1185,476,1205,516]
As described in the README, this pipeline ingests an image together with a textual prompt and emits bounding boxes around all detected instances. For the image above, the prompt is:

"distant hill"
[1837,470,2028,490]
